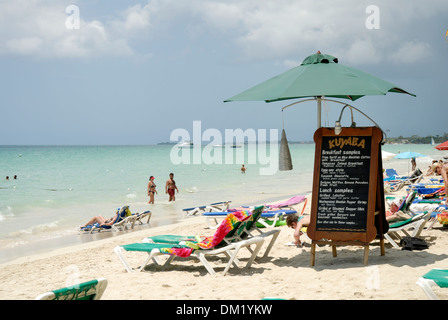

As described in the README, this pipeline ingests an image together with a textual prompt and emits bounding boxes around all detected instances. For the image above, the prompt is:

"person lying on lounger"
[385,198,411,223]
[81,212,119,228]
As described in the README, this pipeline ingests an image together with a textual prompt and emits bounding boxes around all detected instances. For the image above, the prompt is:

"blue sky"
[1,0,447,145]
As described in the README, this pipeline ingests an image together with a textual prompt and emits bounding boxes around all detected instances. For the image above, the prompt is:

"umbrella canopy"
[435,141,448,151]
[224,52,415,103]
[394,151,426,159]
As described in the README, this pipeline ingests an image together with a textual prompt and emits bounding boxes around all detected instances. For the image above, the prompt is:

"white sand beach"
[1,190,447,301]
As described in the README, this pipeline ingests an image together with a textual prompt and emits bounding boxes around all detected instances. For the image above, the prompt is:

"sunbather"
[81,212,119,228]
[441,157,448,195]
[286,214,310,246]
[385,198,411,223]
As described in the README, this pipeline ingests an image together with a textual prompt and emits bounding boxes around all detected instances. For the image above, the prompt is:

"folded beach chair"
[35,278,107,300]
[416,269,448,300]
[182,201,231,216]
[114,210,265,276]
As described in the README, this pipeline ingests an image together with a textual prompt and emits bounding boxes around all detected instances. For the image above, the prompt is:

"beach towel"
[160,210,252,257]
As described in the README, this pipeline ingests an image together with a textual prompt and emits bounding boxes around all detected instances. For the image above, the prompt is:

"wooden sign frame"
[308,126,387,265]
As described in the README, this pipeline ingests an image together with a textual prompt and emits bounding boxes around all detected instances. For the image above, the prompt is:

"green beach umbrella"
[224,52,415,171]
[224,52,415,127]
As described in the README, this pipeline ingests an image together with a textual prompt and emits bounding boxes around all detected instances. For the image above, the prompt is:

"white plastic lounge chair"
[35,278,107,300]
[266,195,306,210]
[203,208,297,229]
[114,210,265,276]
[384,211,431,249]
[114,210,152,231]
[384,191,434,248]
[417,269,448,300]
[134,210,152,225]
[144,206,279,260]
[79,206,135,234]
[182,201,231,216]
[114,237,264,276]
[234,207,281,259]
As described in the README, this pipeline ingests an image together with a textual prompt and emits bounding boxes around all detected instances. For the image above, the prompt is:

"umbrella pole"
[317,96,322,128]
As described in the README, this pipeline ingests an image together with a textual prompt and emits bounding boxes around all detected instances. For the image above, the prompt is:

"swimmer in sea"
[147,176,157,204]
[165,172,178,202]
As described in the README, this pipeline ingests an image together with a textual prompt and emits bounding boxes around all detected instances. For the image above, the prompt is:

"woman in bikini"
[147,176,157,204]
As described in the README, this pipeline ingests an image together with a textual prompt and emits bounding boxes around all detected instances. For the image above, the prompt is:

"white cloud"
[0,0,446,62]
[389,41,432,64]
[344,40,382,65]
[0,1,134,58]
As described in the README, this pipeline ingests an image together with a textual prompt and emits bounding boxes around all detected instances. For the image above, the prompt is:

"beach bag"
[399,236,428,251]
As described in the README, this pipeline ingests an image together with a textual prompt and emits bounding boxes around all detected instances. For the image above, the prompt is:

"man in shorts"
[165,172,179,201]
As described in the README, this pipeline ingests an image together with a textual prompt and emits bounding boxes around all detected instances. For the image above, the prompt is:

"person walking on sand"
[165,172,178,201]
[147,176,157,204]
[241,164,246,173]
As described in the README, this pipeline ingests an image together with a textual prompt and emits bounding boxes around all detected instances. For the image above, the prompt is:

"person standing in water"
[165,172,178,201]
[147,176,157,204]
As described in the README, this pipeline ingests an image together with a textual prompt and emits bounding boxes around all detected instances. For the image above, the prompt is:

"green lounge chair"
[417,269,448,300]
[114,237,264,276]
[143,206,280,259]
[384,191,433,248]
[384,211,431,249]
[114,210,265,276]
[35,278,107,300]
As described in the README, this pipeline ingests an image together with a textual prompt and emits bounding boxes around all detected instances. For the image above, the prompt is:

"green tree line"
[387,132,448,144]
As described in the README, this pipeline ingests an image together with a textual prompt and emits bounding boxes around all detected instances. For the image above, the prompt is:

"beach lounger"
[35,278,107,300]
[416,269,448,300]
[203,208,297,229]
[114,210,265,276]
[144,206,280,259]
[266,195,306,210]
[114,238,263,276]
[79,206,133,234]
[232,206,281,258]
[143,208,258,247]
[112,210,152,231]
[182,201,231,216]
[384,211,431,249]
[384,191,434,248]
[134,210,152,225]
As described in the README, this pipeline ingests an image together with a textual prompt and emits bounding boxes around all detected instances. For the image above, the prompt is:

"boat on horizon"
[178,140,194,148]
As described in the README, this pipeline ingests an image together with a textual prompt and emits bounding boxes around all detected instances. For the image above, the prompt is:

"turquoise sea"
[0,142,445,264]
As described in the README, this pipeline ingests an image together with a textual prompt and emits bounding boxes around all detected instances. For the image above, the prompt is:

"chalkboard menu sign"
[308,127,383,243]
[316,134,372,232]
